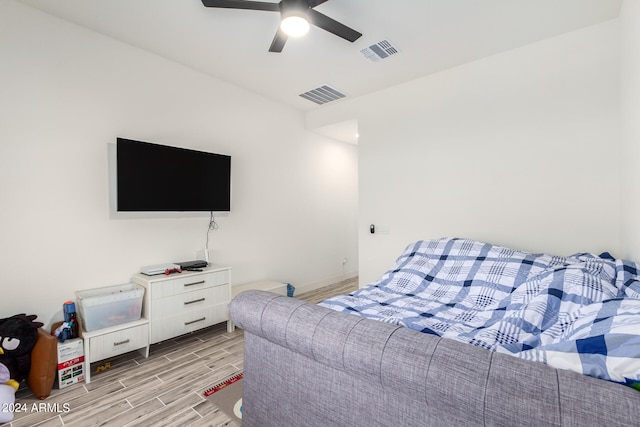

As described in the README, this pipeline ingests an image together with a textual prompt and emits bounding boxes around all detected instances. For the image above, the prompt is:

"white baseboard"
[293,271,359,296]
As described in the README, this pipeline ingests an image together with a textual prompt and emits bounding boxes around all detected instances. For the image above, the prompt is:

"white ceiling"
[18,0,622,143]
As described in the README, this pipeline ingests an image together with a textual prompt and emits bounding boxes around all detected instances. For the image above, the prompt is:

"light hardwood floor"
[5,279,358,427]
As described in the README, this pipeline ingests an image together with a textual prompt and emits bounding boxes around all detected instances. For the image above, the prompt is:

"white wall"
[620,1,640,261]
[0,1,358,327]
[309,20,621,285]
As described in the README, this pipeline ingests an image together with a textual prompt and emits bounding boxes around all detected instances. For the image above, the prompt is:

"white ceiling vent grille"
[361,39,400,62]
[299,85,346,105]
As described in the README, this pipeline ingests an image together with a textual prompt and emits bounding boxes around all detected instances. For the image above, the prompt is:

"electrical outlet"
[342,257,348,265]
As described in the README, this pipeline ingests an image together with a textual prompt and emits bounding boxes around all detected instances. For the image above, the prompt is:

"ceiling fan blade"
[306,0,329,7]
[201,0,280,12]
[269,28,288,52]
[308,9,362,42]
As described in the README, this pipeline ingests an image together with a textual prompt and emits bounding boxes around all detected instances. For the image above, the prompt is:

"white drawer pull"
[184,280,205,287]
[184,298,205,305]
[113,339,130,346]
[185,317,205,325]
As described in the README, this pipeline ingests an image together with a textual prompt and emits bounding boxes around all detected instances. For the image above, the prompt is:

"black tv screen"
[116,138,231,212]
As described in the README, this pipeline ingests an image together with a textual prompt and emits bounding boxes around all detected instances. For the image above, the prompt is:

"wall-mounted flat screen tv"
[116,138,231,212]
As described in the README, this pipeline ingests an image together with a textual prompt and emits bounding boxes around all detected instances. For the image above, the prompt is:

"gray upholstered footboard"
[229,290,639,427]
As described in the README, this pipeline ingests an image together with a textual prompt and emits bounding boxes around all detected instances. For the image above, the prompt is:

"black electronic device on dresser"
[175,260,209,270]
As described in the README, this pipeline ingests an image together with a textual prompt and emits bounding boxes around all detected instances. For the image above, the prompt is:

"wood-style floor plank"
[3,279,357,427]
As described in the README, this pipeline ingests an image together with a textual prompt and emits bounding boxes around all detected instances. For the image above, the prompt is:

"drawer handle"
[184,280,206,287]
[113,339,130,346]
[185,317,205,325]
[184,298,205,305]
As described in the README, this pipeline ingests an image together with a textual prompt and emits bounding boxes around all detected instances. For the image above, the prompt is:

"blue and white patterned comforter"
[319,238,640,388]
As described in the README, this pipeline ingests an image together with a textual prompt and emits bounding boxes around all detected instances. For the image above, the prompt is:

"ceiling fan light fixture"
[280,15,310,37]
[202,0,362,53]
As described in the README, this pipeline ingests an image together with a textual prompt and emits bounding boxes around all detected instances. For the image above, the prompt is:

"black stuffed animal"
[0,314,43,384]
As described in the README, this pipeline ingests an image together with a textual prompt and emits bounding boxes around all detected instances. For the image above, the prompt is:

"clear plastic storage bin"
[75,283,144,331]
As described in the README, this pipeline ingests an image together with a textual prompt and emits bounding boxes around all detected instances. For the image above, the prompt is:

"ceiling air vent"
[361,39,400,62]
[299,85,346,105]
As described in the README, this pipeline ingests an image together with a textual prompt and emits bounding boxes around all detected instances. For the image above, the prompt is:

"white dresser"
[131,265,232,344]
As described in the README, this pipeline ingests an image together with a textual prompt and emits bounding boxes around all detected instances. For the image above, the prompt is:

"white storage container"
[76,283,144,331]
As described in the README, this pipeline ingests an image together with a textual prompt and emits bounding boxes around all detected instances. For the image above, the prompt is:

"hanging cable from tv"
[204,211,218,264]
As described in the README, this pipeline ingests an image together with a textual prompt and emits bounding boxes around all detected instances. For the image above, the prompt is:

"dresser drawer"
[151,285,229,319]
[150,303,229,344]
[150,270,230,299]
[86,323,149,362]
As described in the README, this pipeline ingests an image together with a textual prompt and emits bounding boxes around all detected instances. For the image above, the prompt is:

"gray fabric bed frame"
[229,290,639,427]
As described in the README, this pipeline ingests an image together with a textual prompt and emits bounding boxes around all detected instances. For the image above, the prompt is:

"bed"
[319,237,640,389]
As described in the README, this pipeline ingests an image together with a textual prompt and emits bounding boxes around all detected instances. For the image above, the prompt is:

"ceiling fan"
[201,0,362,53]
